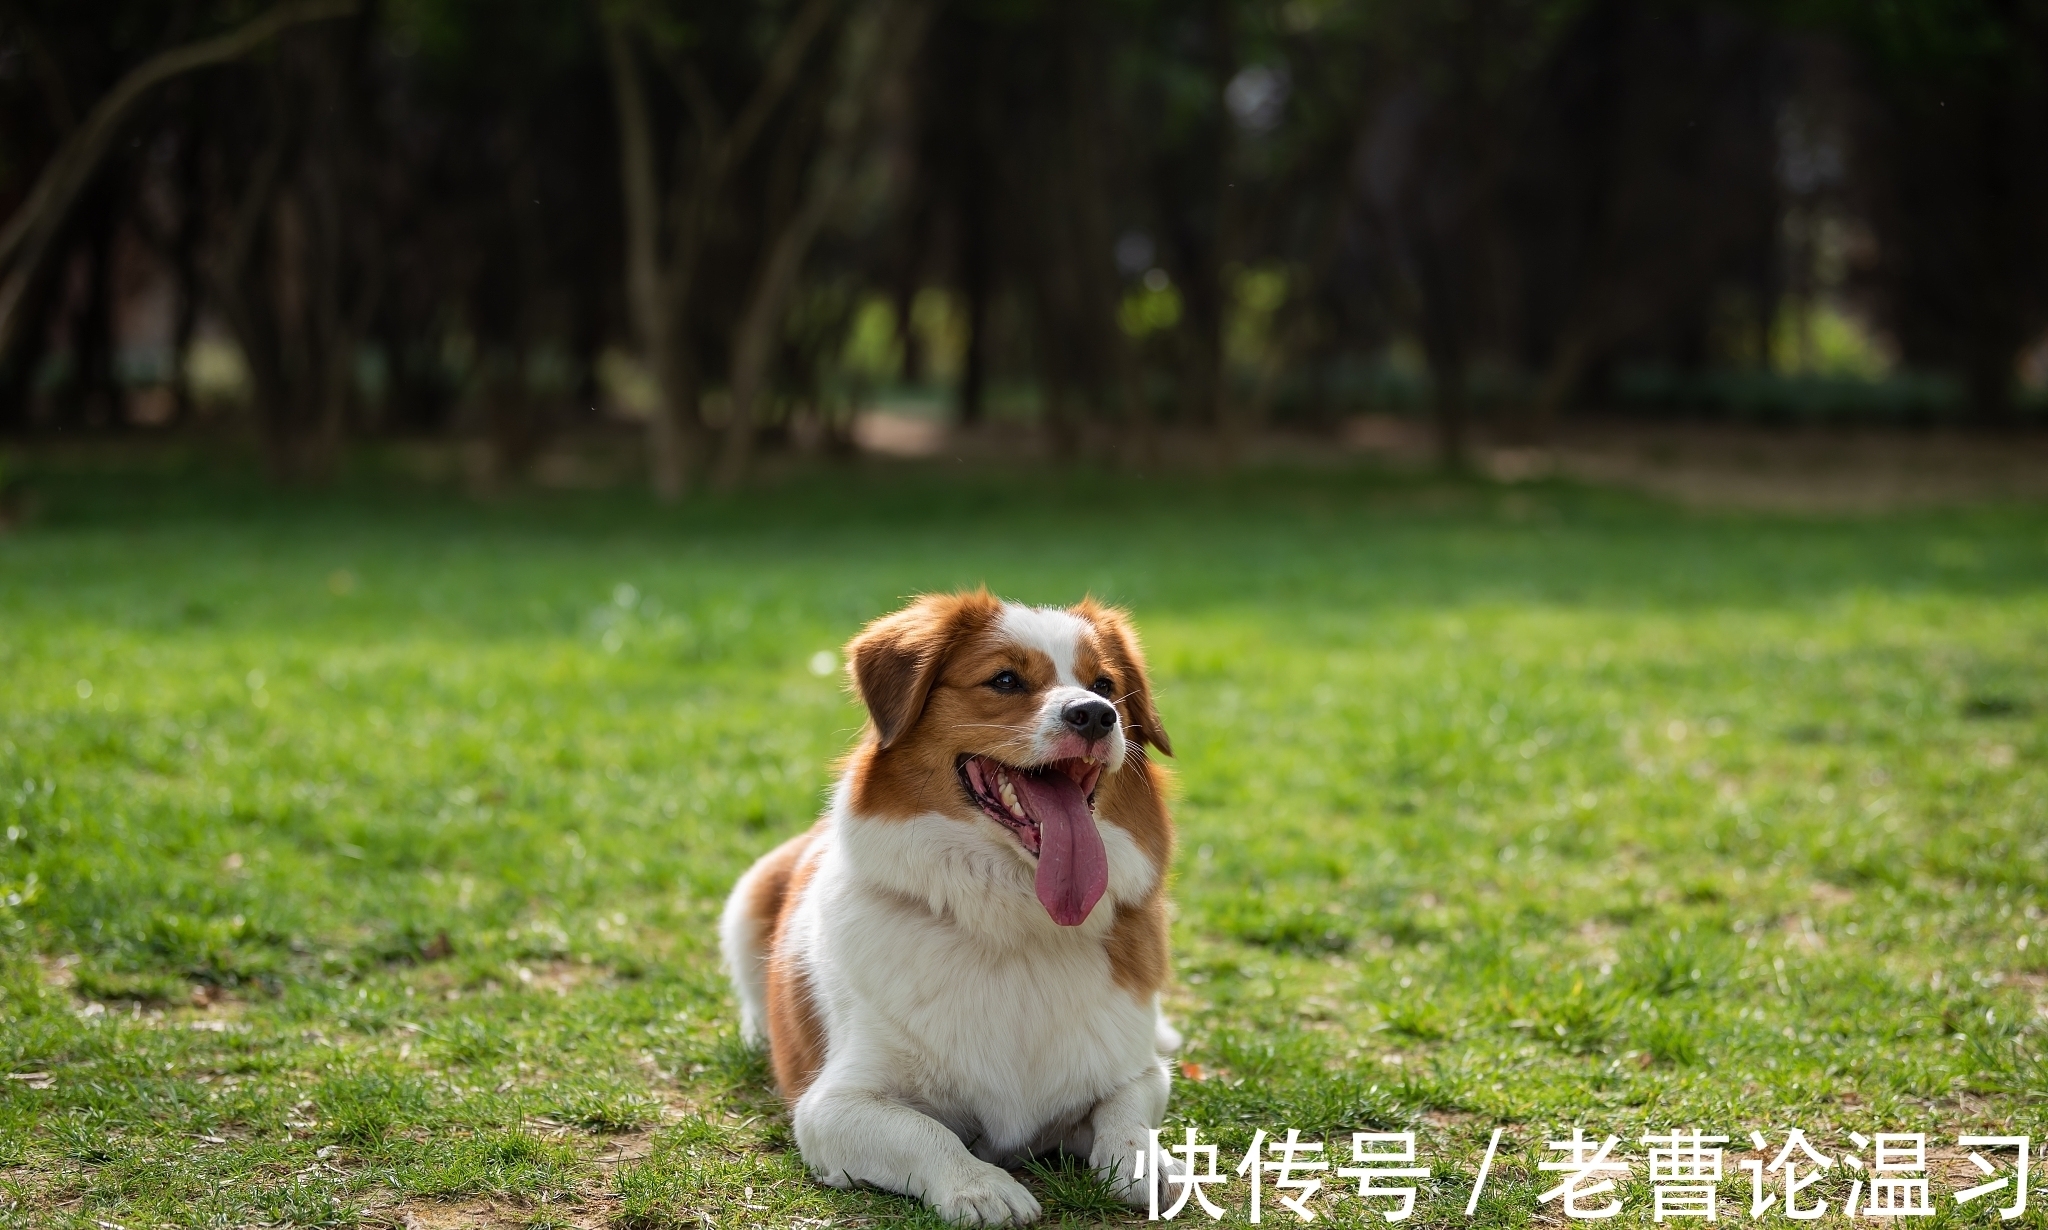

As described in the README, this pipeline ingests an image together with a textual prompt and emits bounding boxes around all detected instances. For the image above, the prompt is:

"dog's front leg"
[796,1078,1042,1227]
[1085,1057,1177,1205]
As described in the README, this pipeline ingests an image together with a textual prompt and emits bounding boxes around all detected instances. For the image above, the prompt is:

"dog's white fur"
[719,602,1181,1226]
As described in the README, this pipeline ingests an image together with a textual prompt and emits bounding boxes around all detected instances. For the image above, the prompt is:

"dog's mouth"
[958,755,1103,854]
[957,755,1109,927]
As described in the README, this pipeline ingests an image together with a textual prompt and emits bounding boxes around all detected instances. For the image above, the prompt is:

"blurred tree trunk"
[946,10,997,430]
[162,129,205,428]
[602,0,837,499]
[1961,80,2020,427]
[477,161,565,481]
[1421,307,1470,471]
[0,246,63,432]
[201,21,380,483]
[1206,0,1239,451]
[713,0,936,491]
[1362,12,1517,472]
[958,180,991,427]
[1168,0,1236,444]
[205,95,291,473]
[602,18,697,501]
[64,187,121,430]
[1059,1,1151,466]
[715,174,837,490]
[1528,329,1593,441]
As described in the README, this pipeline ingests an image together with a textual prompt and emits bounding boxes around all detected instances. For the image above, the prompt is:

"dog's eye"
[1090,676,1114,698]
[987,669,1026,693]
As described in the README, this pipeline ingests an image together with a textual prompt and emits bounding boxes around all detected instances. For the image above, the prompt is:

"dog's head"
[843,590,1171,927]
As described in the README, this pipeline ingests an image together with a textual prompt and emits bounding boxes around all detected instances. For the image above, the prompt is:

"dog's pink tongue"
[1013,771,1108,926]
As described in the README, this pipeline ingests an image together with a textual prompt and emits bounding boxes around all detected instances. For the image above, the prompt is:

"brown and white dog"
[719,591,1180,1225]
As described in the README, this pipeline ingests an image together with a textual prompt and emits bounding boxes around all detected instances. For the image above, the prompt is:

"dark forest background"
[2,0,2046,493]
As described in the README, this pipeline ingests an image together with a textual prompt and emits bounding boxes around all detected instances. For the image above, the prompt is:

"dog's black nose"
[1063,697,1118,742]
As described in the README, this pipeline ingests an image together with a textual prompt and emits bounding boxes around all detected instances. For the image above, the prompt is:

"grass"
[0,456,2044,1228]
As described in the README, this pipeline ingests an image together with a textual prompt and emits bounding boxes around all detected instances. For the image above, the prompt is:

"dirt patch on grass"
[1808,883,1856,908]
[1779,914,1829,951]
[34,953,78,989]
[1330,416,2048,511]
[512,960,603,995]
[2003,970,2047,1000]
[411,958,612,1002]
[373,1196,612,1229]
[595,1134,657,1167]
[1535,422,2048,512]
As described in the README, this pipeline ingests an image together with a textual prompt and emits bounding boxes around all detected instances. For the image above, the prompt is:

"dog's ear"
[846,590,1002,750]
[1078,598,1172,756]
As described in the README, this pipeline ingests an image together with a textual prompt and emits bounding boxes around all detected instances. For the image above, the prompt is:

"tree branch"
[0,0,358,275]
[721,0,839,171]
[0,0,357,364]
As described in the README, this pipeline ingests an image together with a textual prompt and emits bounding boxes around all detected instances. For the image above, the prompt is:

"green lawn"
[0,460,2044,1228]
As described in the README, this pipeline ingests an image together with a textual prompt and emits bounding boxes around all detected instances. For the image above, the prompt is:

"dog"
[719,591,1180,1225]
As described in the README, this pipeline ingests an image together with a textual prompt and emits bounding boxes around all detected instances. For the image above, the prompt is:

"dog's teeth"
[998,778,1024,819]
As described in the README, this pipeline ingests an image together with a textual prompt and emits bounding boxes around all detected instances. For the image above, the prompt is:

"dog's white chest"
[815,878,1159,1154]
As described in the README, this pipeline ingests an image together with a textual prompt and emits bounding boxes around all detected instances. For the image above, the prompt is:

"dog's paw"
[928,1163,1041,1226]
[1091,1137,1187,1207]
